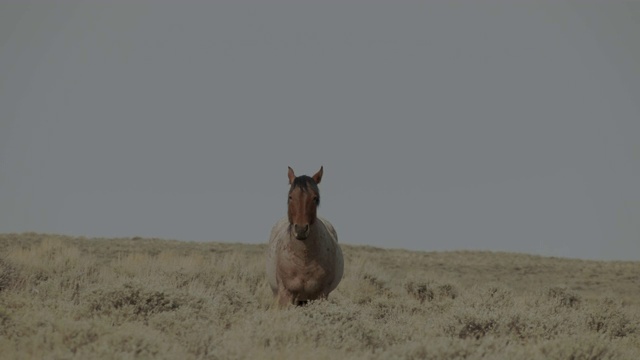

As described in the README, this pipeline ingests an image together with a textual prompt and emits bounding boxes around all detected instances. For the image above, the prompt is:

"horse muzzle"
[293,223,310,240]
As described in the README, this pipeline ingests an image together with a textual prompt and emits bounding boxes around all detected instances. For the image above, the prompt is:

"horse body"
[266,167,344,306]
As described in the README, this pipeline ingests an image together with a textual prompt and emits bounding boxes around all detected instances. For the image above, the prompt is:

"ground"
[0,233,638,359]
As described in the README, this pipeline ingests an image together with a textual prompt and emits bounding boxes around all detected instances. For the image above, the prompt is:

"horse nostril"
[294,224,310,238]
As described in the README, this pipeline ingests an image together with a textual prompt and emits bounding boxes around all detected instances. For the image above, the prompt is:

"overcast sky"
[1,1,639,260]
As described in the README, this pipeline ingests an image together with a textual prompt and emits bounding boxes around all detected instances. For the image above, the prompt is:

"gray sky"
[1,1,639,260]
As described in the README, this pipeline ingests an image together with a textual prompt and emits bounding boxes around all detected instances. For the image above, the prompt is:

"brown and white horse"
[266,166,344,306]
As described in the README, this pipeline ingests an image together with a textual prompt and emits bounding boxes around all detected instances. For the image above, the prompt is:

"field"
[0,233,639,359]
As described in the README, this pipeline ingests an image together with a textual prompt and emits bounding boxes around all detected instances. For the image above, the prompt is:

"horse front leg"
[277,288,295,307]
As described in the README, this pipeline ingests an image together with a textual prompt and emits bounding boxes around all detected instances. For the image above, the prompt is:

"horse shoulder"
[316,217,343,292]
[269,217,289,245]
[318,217,338,243]
[266,217,290,293]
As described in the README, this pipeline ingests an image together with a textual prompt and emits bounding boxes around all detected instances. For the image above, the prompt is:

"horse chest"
[278,258,330,295]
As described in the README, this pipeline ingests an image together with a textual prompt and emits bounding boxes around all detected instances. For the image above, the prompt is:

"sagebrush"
[0,233,638,359]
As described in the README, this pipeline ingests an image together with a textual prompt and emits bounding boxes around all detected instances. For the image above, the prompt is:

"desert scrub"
[0,257,18,292]
[0,233,639,359]
[586,298,637,338]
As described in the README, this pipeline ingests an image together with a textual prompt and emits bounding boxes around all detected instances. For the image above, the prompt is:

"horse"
[266,166,344,306]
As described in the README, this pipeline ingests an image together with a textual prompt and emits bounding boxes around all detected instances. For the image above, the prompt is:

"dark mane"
[289,176,320,203]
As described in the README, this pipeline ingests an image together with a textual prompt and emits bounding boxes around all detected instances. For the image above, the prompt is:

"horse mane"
[289,176,320,205]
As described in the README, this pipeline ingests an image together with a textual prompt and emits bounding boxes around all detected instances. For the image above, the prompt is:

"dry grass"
[1,233,639,359]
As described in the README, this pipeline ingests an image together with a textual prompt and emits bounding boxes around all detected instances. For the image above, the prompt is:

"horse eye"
[313,196,319,203]
[288,196,292,201]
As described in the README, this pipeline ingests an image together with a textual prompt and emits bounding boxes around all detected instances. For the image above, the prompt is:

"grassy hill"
[1,233,638,359]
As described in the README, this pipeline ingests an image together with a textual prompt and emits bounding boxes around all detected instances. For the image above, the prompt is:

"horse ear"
[312,166,323,184]
[288,166,296,184]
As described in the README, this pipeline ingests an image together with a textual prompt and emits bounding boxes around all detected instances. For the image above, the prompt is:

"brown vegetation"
[0,233,639,359]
